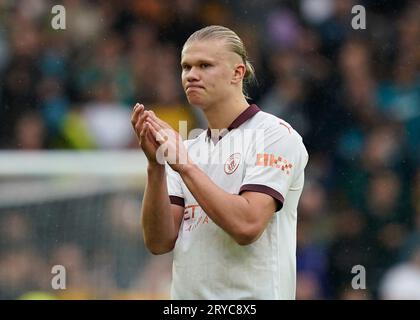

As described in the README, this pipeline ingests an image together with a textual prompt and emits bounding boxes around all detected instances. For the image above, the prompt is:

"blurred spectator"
[48,243,95,299]
[326,208,377,298]
[130,253,173,299]
[105,195,148,289]
[296,271,323,300]
[300,0,334,25]
[297,179,330,298]
[266,6,301,50]
[0,211,33,249]
[0,249,47,299]
[14,112,46,149]
[81,82,133,149]
[259,50,310,136]
[318,0,358,59]
[339,285,371,300]
[379,243,420,299]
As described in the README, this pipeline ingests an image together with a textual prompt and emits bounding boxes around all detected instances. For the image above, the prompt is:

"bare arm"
[141,163,184,255]
[131,104,183,255]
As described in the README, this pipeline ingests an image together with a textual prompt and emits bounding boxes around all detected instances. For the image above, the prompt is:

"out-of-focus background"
[0,0,419,300]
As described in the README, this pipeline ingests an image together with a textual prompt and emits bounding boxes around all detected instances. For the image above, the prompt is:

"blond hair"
[184,25,256,98]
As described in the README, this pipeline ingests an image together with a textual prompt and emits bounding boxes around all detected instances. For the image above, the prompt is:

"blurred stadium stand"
[0,0,419,299]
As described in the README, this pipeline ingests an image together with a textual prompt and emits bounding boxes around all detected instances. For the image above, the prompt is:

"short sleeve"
[239,125,308,211]
[166,162,185,207]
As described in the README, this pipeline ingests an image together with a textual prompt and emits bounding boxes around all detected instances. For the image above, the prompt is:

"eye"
[182,64,191,71]
[200,63,211,69]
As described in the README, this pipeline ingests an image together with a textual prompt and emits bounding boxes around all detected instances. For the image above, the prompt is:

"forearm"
[178,163,256,244]
[141,164,177,253]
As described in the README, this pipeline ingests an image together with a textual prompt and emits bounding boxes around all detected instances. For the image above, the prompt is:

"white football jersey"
[166,104,308,299]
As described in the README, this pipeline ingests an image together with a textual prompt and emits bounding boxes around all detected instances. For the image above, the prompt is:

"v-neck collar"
[205,104,261,144]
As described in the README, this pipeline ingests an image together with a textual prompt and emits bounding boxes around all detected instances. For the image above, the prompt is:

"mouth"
[186,85,204,92]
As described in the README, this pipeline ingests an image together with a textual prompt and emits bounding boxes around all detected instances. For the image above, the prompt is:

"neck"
[202,95,250,131]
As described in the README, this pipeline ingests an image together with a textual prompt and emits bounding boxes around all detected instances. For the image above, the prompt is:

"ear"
[231,63,246,84]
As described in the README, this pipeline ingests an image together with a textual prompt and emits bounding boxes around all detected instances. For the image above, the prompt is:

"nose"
[185,66,200,82]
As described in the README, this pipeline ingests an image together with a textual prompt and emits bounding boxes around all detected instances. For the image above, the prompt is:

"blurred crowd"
[0,0,419,299]
[0,193,173,299]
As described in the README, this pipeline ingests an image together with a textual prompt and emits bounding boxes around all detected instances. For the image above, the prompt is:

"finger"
[150,112,169,129]
[146,128,159,148]
[135,110,150,133]
[146,117,165,136]
[146,120,160,141]
[139,122,147,139]
[131,103,144,126]
[147,120,166,144]
[145,114,164,130]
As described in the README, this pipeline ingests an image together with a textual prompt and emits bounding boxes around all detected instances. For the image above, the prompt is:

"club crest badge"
[224,153,241,175]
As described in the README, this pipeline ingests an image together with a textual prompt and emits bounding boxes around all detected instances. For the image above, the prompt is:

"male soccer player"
[131,25,308,299]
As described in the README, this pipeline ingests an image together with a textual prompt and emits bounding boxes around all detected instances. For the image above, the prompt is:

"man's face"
[181,39,242,108]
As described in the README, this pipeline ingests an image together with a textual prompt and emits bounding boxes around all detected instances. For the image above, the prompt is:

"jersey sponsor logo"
[256,153,293,175]
[183,204,200,220]
[224,153,241,175]
[183,204,210,232]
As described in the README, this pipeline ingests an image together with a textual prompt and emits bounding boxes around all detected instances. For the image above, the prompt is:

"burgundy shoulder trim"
[228,104,260,131]
[239,184,284,211]
[169,196,185,208]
